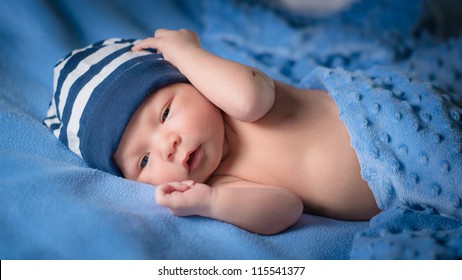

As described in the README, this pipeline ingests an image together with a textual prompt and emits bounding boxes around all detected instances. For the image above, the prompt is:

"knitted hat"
[44,38,188,175]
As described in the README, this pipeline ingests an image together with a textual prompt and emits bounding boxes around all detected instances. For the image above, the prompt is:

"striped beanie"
[44,38,188,175]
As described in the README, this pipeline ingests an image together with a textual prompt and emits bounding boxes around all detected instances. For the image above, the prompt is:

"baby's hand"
[155,180,213,217]
[132,28,201,66]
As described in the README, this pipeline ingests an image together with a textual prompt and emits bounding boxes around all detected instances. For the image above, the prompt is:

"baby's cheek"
[149,169,189,186]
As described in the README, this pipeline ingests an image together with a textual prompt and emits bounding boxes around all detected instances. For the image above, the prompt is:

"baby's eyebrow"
[123,153,141,179]
[115,137,143,175]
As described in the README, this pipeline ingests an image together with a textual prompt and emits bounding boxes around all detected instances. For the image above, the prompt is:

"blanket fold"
[301,66,462,259]
[351,207,462,259]
[203,0,462,259]
[2,0,462,259]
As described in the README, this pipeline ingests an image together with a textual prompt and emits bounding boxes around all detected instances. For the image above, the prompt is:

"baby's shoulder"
[206,174,243,188]
[206,174,238,187]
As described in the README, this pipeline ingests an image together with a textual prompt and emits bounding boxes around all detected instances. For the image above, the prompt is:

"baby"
[45,29,380,235]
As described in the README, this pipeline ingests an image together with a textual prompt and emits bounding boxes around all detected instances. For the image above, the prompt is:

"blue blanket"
[202,0,462,259]
[1,0,461,259]
[302,66,462,259]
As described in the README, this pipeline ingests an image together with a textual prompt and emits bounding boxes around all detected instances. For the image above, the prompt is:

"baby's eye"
[161,107,170,123]
[140,153,150,169]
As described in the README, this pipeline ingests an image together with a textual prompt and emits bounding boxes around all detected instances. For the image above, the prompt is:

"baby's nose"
[161,133,181,161]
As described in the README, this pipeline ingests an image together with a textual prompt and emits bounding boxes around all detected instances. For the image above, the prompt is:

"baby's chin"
[154,174,210,185]
[190,164,219,184]
[189,173,212,184]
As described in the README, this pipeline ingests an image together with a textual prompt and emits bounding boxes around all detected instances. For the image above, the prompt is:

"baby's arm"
[132,29,275,122]
[155,180,303,235]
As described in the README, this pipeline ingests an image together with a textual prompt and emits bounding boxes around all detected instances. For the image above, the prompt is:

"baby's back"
[213,81,380,220]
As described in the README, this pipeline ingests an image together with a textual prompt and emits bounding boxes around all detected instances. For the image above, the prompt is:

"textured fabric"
[301,66,462,259]
[202,0,462,259]
[2,0,462,260]
[302,66,462,214]
[43,39,188,175]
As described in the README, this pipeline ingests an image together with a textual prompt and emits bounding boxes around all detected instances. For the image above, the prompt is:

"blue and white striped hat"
[44,38,188,175]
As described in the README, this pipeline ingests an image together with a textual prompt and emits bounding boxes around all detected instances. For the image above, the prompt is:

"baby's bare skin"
[114,29,380,235]
[212,81,380,221]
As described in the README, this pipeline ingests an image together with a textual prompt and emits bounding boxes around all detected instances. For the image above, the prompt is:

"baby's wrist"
[197,185,216,218]
[166,45,203,68]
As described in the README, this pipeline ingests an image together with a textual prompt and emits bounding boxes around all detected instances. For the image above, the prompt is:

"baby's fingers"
[181,180,195,187]
[155,183,189,209]
[156,182,190,195]
[154,28,170,37]
[131,38,158,52]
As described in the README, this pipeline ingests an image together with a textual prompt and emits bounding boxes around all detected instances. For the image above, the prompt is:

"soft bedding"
[303,66,462,259]
[1,0,461,259]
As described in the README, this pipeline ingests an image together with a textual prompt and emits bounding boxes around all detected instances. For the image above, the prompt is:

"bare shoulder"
[207,175,292,192]
[206,175,247,188]
[206,175,243,187]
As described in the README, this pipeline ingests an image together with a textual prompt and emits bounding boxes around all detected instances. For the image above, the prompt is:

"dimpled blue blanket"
[2,0,461,260]
[203,0,462,259]
[302,66,462,259]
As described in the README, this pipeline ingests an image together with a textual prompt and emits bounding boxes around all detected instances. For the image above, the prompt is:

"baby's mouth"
[187,151,195,166]
[183,146,201,173]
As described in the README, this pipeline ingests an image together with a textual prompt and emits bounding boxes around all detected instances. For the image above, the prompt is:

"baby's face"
[113,83,225,185]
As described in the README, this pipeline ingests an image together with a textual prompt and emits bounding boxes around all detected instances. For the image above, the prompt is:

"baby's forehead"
[137,82,189,109]
[45,38,188,176]
[130,84,175,119]
[117,87,170,147]
[118,82,193,152]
